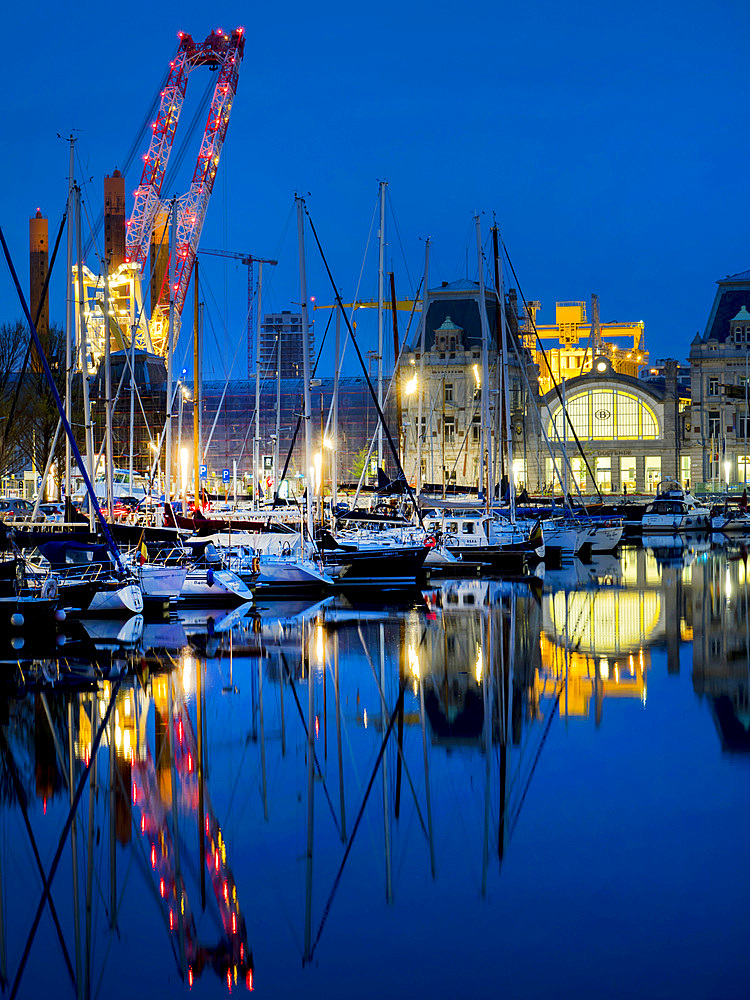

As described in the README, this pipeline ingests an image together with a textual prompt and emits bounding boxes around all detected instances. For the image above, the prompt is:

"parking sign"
[199,464,207,480]
[222,468,230,484]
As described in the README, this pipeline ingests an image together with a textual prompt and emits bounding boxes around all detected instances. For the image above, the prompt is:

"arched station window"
[548,387,659,441]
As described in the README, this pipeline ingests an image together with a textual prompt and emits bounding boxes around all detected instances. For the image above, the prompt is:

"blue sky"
[1,0,748,379]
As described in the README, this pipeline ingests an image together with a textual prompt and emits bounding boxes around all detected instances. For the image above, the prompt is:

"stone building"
[687,269,750,489]
[535,357,686,494]
[402,279,534,492]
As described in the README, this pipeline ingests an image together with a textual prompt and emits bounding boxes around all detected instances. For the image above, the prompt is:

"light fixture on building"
[595,359,608,373]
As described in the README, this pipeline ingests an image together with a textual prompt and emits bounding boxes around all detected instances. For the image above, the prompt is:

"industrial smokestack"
[104,169,126,270]
[29,208,49,344]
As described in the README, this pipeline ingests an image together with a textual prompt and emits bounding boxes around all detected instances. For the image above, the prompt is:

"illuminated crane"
[198,248,278,373]
[125,27,246,356]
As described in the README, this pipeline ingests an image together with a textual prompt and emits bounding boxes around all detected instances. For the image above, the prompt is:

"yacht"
[641,480,711,533]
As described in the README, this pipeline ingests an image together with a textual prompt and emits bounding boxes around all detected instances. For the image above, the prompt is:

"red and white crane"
[126,27,246,354]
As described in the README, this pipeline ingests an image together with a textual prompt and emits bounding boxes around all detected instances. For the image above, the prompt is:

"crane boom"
[126,28,246,355]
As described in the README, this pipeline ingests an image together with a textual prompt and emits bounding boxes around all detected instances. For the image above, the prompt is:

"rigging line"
[309,192,380,404]
[8,677,122,1000]
[275,312,333,494]
[508,679,563,839]
[303,204,425,528]
[501,236,603,503]
[236,331,282,468]
[323,276,422,453]
[0,729,76,988]
[385,189,415,295]
[278,650,341,836]
[500,286,588,503]
[0,227,124,573]
[355,626,429,838]
[1,206,68,465]
[351,275,424,504]
[199,270,244,379]
[308,685,405,962]
[83,63,172,257]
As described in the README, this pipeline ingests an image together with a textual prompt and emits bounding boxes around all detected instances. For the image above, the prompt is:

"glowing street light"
[405,373,417,396]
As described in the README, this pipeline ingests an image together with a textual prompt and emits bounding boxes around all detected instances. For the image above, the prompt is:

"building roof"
[435,316,464,333]
[701,270,750,343]
[731,305,750,322]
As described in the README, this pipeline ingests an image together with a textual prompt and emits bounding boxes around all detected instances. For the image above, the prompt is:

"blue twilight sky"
[1,0,748,380]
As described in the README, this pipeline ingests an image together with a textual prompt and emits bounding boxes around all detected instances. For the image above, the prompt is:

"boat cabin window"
[462,521,476,535]
[66,550,96,565]
[447,521,458,533]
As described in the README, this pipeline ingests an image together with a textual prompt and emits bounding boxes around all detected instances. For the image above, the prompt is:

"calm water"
[2,541,750,999]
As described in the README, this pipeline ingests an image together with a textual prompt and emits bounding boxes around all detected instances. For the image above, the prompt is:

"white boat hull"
[87,583,143,616]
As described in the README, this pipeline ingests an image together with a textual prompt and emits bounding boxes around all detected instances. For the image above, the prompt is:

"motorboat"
[640,480,711,533]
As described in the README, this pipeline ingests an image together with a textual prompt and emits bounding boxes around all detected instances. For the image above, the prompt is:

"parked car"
[39,502,65,523]
[0,498,34,521]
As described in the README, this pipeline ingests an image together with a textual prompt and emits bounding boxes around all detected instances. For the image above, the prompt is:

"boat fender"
[54,608,66,623]
[11,636,24,650]
[207,568,214,587]
[42,577,58,601]
[251,556,260,574]
[424,535,437,549]
[56,634,66,647]
[10,613,24,628]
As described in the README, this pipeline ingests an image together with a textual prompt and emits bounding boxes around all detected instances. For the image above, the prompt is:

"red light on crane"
[188,967,194,988]
[246,970,253,991]
[151,844,156,869]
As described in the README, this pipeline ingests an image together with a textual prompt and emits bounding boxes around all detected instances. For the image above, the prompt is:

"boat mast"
[475,216,493,512]
[332,304,340,511]
[274,328,281,499]
[416,238,430,498]
[103,256,114,514]
[75,185,95,530]
[164,198,177,504]
[253,262,263,511]
[193,260,200,509]
[496,234,516,522]
[377,180,386,472]
[297,196,314,546]
[128,293,136,493]
[65,137,75,500]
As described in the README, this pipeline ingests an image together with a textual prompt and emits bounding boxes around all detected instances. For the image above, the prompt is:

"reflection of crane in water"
[131,672,253,991]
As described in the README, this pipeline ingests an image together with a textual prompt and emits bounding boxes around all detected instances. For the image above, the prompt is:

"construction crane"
[125,27,246,355]
[198,249,278,373]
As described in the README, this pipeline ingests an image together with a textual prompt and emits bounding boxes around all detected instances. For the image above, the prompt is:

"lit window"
[548,388,659,440]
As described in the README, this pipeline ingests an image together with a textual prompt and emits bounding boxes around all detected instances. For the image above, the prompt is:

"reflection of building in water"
[413,581,540,745]
[538,547,692,720]
[691,554,750,750]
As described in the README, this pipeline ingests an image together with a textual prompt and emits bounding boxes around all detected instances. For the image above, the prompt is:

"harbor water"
[1,540,749,999]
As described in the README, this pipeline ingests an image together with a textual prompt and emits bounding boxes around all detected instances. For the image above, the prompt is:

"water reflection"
[2,544,750,997]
